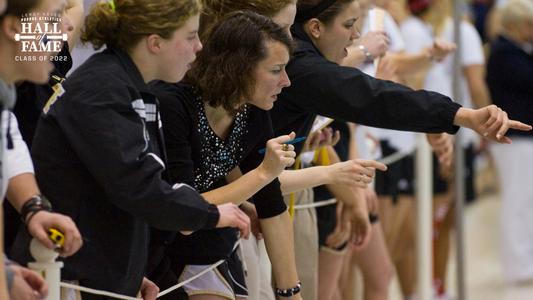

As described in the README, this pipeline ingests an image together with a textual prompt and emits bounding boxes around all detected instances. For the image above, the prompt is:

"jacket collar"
[498,35,533,56]
[107,46,151,94]
[291,22,326,58]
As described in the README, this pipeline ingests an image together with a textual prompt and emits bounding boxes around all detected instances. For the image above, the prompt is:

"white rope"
[294,198,337,210]
[378,150,412,165]
[59,240,241,299]
[60,282,141,300]
[158,238,239,297]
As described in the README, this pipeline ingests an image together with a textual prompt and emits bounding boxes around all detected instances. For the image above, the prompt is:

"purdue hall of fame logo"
[14,12,68,62]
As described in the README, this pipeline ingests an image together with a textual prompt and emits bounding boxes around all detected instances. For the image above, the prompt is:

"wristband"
[358,45,375,64]
[275,281,302,297]
[20,195,53,225]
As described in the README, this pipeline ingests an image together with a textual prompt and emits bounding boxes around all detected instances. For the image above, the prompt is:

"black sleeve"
[240,110,287,219]
[158,91,195,187]
[53,88,219,232]
[284,56,461,133]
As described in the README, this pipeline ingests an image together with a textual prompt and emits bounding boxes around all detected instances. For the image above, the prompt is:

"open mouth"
[187,59,196,69]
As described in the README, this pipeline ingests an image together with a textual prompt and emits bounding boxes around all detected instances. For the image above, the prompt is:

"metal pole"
[452,0,467,299]
[416,134,433,300]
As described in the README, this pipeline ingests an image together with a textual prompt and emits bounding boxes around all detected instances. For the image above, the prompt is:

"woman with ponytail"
[11,0,251,298]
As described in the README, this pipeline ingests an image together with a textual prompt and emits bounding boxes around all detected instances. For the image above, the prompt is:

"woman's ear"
[145,34,164,54]
[307,18,323,39]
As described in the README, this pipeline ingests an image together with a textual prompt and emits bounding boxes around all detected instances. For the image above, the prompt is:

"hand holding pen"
[257,132,298,180]
[258,135,307,154]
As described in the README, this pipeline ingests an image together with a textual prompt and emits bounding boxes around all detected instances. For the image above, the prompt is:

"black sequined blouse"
[192,92,249,193]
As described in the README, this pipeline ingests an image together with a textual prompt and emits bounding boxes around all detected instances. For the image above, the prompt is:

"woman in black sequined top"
[148,11,302,300]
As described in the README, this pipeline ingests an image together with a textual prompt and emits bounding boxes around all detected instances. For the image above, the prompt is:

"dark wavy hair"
[188,10,294,113]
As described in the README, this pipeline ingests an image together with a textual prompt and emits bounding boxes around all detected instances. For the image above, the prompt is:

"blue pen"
[258,136,307,154]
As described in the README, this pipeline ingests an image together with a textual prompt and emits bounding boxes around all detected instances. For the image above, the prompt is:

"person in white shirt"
[395,0,491,298]
[336,0,458,299]
[1,0,83,298]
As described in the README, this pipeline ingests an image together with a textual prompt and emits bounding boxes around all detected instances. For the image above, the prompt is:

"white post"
[452,0,467,299]
[416,133,433,300]
[28,239,63,300]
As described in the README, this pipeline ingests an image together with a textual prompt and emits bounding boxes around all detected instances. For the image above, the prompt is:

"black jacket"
[487,36,533,138]
[11,48,219,296]
[271,24,462,154]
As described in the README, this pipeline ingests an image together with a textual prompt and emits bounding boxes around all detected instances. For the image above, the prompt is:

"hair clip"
[108,0,116,13]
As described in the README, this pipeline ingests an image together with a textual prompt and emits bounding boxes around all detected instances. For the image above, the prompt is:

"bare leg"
[318,246,347,300]
[353,222,395,300]
[433,192,454,295]
[380,195,417,298]
[338,249,356,300]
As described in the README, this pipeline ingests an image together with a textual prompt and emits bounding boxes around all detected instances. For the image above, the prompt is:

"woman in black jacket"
[269,0,531,246]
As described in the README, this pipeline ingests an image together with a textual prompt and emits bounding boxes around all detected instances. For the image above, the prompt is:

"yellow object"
[313,147,331,166]
[288,148,331,219]
[43,78,65,114]
[289,193,295,218]
[48,228,65,248]
[288,157,302,219]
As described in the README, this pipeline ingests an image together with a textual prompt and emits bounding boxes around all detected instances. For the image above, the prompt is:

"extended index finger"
[508,120,532,132]
[359,159,388,171]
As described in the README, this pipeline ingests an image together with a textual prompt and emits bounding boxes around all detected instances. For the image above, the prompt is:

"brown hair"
[200,0,296,40]
[297,0,354,25]
[81,0,200,51]
[1,0,39,19]
[189,10,294,113]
